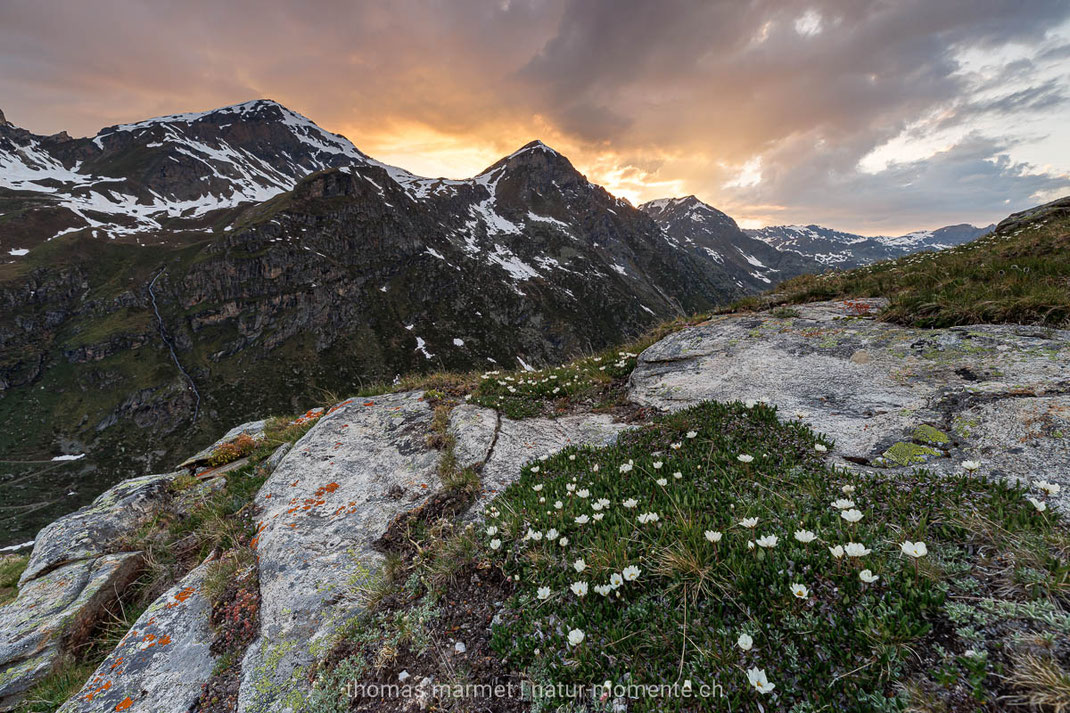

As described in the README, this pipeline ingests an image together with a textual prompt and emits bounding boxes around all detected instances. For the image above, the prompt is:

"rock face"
[640,195,820,290]
[629,299,1070,499]
[57,562,217,713]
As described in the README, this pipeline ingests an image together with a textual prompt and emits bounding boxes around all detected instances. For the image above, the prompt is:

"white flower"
[828,545,845,559]
[592,501,604,511]
[609,573,624,588]
[831,498,855,510]
[578,489,590,499]
[638,512,660,524]
[745,399,759,409]
[747,668,775,694]
[545,528,559,541]
[815,443,828,453]
[566,483,576,492]
[554,501,564,509]
[844,542,871,557]
[619,462,633,473]
[791,583,809,599]
[756,534,778,548]
[573,558,587,572]
[570,581,588,597]
[737,454,754,463]
[900,541,928,558]
[859,569,879,583]
[622,565,641,581]
[1034,480,1061,496]
[486,526,498,536]
[537,586,551,600]
[841,509,863,523]
[567,628,585,646]
[705,530,723,543]
[532,483,543,491]
[597,498,611,508]
[673,471,683,479]
[793,529,817,543]
[737,633,753,651]
[794,410,808,419]
[747,540,755,550]
[575,515,590,525]
[841,484,856,495]
[739,517,758,528]
[961,460,981,472]
[594,584,613,596]
[656,478,668,487]
[1028,497,1047,512]
[489,539,501,550]
[593,513,604,521]
[670,442,682,450]
[559,537,569,546]
[653,461,663,469]
[686,431,698,439]
[623,498,638,509]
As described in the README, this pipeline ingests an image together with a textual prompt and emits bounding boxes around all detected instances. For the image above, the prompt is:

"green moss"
[913,424,951,446]
[882,441,942,466]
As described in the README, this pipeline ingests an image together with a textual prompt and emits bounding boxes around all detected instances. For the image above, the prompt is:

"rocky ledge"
[0,299,1066,711]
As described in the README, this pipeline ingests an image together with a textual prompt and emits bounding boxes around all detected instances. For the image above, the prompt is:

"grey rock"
[177,419,267,470]
[0,553,141,710]
[630,301,1070,488]
[57,561,216,713]
[260,442,292,474]
[475,412,630,513]
[449,404,499,468]
[236,392,463,713]
[21,472,176,584]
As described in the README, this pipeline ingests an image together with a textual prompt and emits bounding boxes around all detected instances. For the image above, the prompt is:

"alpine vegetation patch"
[482,401,1067,711]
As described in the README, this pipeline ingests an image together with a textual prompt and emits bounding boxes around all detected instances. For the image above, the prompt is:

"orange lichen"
[116,696,133,710]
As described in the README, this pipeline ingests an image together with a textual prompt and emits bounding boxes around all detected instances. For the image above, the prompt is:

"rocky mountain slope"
[640,195,820,291]
[747,221,994,267]
[0,103,748,546]
[1,294,1065,712]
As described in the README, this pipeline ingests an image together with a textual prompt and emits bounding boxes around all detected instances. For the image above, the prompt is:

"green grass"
[732,209,1070,328]
[0,555,29,605]
[479,401,1066,711]
[13,659,99,713]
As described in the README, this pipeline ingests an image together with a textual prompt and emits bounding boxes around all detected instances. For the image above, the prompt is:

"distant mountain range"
[0,100,994,539]
[746,222,994,268]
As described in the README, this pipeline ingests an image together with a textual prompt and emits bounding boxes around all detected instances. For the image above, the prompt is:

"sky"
[1,0,1069,235]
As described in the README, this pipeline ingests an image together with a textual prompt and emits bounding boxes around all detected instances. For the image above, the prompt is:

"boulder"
[20,472,176,584]
[0,553,142,710]
[57,561,217,713]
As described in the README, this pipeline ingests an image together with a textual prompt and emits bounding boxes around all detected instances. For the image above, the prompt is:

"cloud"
[0,0,1067,233]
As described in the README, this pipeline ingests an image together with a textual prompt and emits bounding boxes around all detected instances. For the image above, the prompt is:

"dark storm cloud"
[0,0,1067,232]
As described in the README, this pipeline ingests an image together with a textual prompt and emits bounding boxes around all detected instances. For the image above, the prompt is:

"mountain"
[746,222,994,267]
[0,103,750,542]
[0,99,425,250]
[639,195,820,291]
